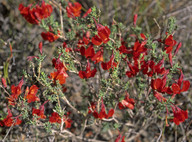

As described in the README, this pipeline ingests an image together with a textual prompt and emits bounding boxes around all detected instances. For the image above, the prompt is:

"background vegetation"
[0,0,191,141]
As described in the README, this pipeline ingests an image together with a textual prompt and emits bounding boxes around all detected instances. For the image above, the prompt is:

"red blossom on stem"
[66,2,82,18]
[19,1,53,25]
[126,60,139,78]
[153,91,167,102]
[164,35,177,54]
[151,71,173,94]
[83,8,92,18]
[25,85,40,103]
[50,58,68,85]
[173,42,182,57]
[79,60,97,79]
[32,101,48,120]
[133,14,138,26]
[92,18,111,46]
[41,31,59,42]
[7,78,24,106]
[1,77,7,88]
[132,39,147,60]
[101,54,117,70]
[49,112,72,129]
[170,105,188,125]
[0,108,22,127]
[27,56,39,61]
[118,41,132,54]
[49,112,61,123]
[39,41,43,55]
[91,49,104,64]
[171,69,190,95]
[89,98,114,119]
[118,92,135,110]
[80,45,95,59]
[50,68,68,85]
[115,133,125,142]
[141,58,166,77]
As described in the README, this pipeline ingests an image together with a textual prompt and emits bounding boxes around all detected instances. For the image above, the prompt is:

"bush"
[0,1,191,141]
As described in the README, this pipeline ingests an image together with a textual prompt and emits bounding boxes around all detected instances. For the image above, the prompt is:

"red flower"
[7,78,24,106]
[66,2,82,18]
[151,71,172,94]
[11,78,23,96]
[25,85,40,103]
[41,31,59,42]
[92,19,111,46]
[91,50,104,64]
[32,101,48,120]
[153,91,167,102]
[79,60,97,79]
[92,35,103,46]
[83,36,90,45]
[50,68,68,85]
[50,57,68,85]
[19,1,53,25]
[49,112,72,129]
[118,42,132,54]
[63,112,73,129]
[133,14,138,26]
[80,45,95,59]
[89,98,114,119]
[83,8,92,18]
[27,56,39,61]
[63,42,73,52]
[49,112,61,123]
[171,69,190,94]
[115,133,125,142]
[77,33,90,47]
[126,60,139,78]
[101,54,117,70]
[141,58,166,77]
[0,108,22,127]
[39,41,43,55]
[173,42,182,57]
[52,57,67,71]
[132,40,147,60]
[164,35,177,54]
[1,77,7,88]
[118,93,135,110]
[88,102,97,114]
[170,105,188,125]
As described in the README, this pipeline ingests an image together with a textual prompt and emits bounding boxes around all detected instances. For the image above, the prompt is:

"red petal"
[80,46,85,56]
[171,83,180,94]
[83,8,92,18]
[133,14,138,26]
[85,45,95,58]
[1,77,7,88]
[181,80,190,92]
[39,41,43,54]
[168,53,173,66]
[107,109,114,118]
[174,42,182,56]
[151,78,162,90]
[165,46,173,54]
[118,102,125,109]
[92,35,102,46]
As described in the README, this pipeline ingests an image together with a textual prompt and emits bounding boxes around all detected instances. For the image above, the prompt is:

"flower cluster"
[19,1,53,25]
[88,99,114,119]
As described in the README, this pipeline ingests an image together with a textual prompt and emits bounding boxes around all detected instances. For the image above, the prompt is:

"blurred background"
[0,0,192,141]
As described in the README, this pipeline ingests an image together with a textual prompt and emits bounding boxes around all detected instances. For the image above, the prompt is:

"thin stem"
[2,120,15,142]
[59,3,66,40]
[0,85,11,97]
